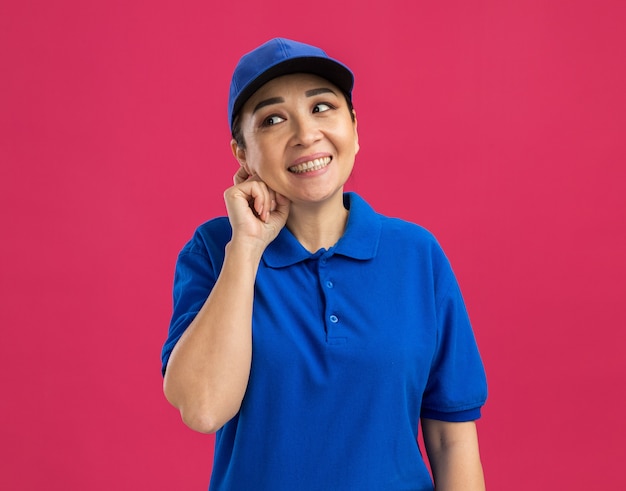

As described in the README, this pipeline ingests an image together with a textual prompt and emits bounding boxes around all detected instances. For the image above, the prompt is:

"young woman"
[162,38,487,490]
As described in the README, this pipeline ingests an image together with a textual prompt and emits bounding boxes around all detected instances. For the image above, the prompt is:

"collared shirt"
[162,192,487,491]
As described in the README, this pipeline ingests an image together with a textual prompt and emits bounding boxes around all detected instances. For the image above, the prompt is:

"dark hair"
[231,90,355,150]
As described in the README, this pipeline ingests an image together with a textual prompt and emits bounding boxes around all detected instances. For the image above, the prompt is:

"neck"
[286,192,349,253]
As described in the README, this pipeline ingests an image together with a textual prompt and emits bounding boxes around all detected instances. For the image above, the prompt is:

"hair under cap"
[228,38,354,129]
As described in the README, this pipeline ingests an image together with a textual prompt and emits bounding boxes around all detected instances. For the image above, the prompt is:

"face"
[232,73,359,206]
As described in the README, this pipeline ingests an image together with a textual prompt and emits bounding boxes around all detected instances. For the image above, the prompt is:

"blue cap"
[228,38,354,130]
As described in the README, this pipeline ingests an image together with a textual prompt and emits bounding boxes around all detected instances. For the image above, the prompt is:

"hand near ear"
[224,168,290,251]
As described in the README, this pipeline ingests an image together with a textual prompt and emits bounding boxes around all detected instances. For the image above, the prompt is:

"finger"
[244,178,275,223]
[263,192,290,230]
[267,188,277,213]
[261,185,280,222]
[247,180,271,222]
[259,183,273,223]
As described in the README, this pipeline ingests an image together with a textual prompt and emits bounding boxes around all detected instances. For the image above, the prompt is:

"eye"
[313,103,333,113]
[263,115,285,126]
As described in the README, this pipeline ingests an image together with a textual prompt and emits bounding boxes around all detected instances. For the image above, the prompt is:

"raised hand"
[224,168,290,251]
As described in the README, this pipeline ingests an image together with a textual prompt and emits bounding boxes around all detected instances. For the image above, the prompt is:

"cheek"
[340,128,359,155]
[335,119,358,149]
[245,150,282,182]
[242,141,270,174]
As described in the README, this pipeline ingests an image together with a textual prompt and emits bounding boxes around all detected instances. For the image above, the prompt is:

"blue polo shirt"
[162,192,487,491]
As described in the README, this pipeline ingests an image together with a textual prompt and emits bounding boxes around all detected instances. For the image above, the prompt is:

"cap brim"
[231,57,354,126]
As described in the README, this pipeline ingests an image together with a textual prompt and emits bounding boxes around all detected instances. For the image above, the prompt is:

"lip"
[288,156,332,175]
[288,152,332,167]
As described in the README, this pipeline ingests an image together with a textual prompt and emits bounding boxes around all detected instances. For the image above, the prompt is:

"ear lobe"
[352,114,360,155]
[230,138,253,177]
[231,138,247,163]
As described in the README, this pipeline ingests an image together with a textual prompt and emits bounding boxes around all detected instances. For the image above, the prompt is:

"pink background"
[2,0,625,489]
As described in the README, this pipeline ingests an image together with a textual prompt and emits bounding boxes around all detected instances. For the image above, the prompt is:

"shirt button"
[329,315,338,323]
[326,281,334,288]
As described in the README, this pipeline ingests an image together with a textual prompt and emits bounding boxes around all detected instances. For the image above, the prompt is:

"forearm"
[163,240,263,433]
[422,419,486,491]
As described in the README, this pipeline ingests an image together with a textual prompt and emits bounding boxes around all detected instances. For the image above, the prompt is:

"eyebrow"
[253,97,285,114]
[305,87,337,97]
[252,88,338,114]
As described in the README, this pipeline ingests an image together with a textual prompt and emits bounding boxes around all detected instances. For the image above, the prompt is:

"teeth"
[289,156,331,174]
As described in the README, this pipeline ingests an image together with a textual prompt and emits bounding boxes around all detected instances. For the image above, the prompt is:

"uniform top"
[162,192,487,491]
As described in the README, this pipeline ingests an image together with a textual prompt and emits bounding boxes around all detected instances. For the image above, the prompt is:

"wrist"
[225,236,266,264]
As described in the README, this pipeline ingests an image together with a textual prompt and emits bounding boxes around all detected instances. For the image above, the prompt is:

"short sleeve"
[420,261,487,422]
[160,220,229,375]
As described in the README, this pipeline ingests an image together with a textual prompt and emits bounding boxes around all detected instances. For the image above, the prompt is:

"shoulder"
[347,192,439,245]
[345,192,449,264]
[378,213,447,262]
[380,214,438,244]
[344,193,453,288]
[178,216,232,263]
[346,193,439,246]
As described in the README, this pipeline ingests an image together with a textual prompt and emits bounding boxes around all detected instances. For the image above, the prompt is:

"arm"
[421,418,486,491]
[163,169,290,434]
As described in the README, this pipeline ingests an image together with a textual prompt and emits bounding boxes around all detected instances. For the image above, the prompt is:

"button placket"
[319,254,340,341]
[325,278,336,321]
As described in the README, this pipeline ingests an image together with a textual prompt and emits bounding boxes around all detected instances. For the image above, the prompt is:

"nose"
[291,114,322,147]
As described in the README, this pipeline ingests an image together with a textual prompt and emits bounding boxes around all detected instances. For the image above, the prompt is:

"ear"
[352,110,360,155]
[230,138,251,174]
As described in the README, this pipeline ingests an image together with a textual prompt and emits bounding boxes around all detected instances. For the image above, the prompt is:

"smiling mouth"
[288,156,332,174]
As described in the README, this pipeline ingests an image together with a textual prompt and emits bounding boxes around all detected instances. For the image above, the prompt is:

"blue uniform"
[162,192,487,491]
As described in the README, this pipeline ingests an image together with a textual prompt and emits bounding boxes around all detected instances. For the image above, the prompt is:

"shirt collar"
[262,192,381,268]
